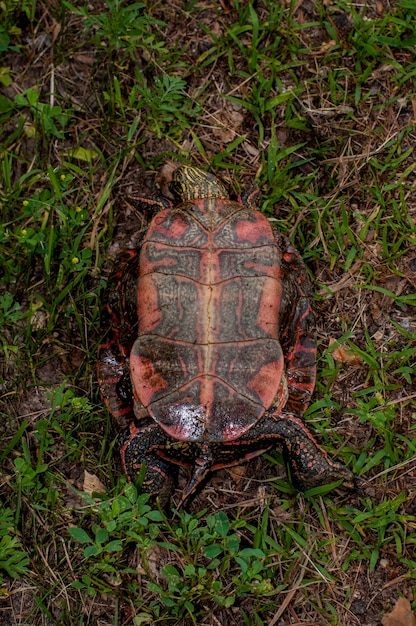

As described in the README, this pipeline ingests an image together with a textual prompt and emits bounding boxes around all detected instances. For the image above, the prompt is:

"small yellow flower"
[21,229,27,235]
[60,174,66,180]
[75,206,82,213]
[22,200,29,207]
[72,256,79,264]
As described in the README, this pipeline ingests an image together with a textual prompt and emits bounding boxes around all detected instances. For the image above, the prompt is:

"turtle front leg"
[120,417,178,506]
[98,250,140,426]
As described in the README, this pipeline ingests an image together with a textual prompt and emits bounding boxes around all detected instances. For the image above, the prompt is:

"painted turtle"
[98,166,355,506]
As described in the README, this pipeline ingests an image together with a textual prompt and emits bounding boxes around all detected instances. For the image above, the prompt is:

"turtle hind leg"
[270,412,356,491]
[120,418,178,507]
[239,411,356,491]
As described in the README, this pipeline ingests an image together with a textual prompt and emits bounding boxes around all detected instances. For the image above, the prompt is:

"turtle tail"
[178,444,214,508]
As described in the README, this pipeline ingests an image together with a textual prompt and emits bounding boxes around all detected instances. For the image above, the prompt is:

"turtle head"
[170,166,229,201]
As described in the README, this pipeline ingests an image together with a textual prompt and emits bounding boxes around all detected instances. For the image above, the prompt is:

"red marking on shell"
[235,213,275,244]
[137,274,163,333]
[247,359,284,408]
[130,354,169,407]
[152,210,190,240]
[242,258,280,278]
[255,277,281,338]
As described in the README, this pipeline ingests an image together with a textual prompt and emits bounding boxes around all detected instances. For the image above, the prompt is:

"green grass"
[1,0,416,624]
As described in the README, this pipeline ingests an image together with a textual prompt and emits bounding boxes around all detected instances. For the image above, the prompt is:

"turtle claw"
[350,474,366,493]
[288,457,356,493]
[177,444,214,509]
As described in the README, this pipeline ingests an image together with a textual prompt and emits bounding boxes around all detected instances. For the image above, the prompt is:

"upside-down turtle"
[97,165,355,506]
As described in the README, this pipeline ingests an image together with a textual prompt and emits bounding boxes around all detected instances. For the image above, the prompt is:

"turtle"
[97,165,355,506]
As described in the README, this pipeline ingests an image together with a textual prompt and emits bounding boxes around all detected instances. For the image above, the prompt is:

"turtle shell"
[129,197,287,443]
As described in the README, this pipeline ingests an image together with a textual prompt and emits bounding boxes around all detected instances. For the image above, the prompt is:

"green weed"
[69,483,337,622]
[63,0,167,61]
[0,504,30,582]
[131,73,202,140]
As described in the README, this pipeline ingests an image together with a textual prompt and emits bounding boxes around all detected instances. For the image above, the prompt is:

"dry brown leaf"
[51,21,61,43]
[310,39,337,55]
[31,310,48,330]
[211,110,244,143]
[83,470,106,496]
[329,338,363,365]
[381,597,416,626]
[317,260,364,296]
[136,544,165,580]
[72,53,95,65]
[157,161,178,196]
[228,464,248,484]
[242,140,260,158]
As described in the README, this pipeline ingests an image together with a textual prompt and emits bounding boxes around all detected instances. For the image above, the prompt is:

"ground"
[0,0,415,625]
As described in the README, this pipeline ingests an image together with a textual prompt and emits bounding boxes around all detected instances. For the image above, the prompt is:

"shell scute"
[148,376,264,442]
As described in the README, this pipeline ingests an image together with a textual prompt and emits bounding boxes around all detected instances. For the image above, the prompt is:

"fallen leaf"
[381,597,416,626]
[157,161,178,196]
[309,39,337,55]
[136,544,165,580]
[83,470,106,495]
[211,109,244,143]
[317,260,364,297]
[72,53,95,65]
[242,140,260,158]
[66,146,99,162]
[228,464,247,484]
[329,338,363,365]
[31,310,48,330]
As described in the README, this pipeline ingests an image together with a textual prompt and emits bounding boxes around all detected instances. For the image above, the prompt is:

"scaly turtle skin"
[98,166,355,506]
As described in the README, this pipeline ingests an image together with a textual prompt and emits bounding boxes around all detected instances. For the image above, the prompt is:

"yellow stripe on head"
[170,166,229,201]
